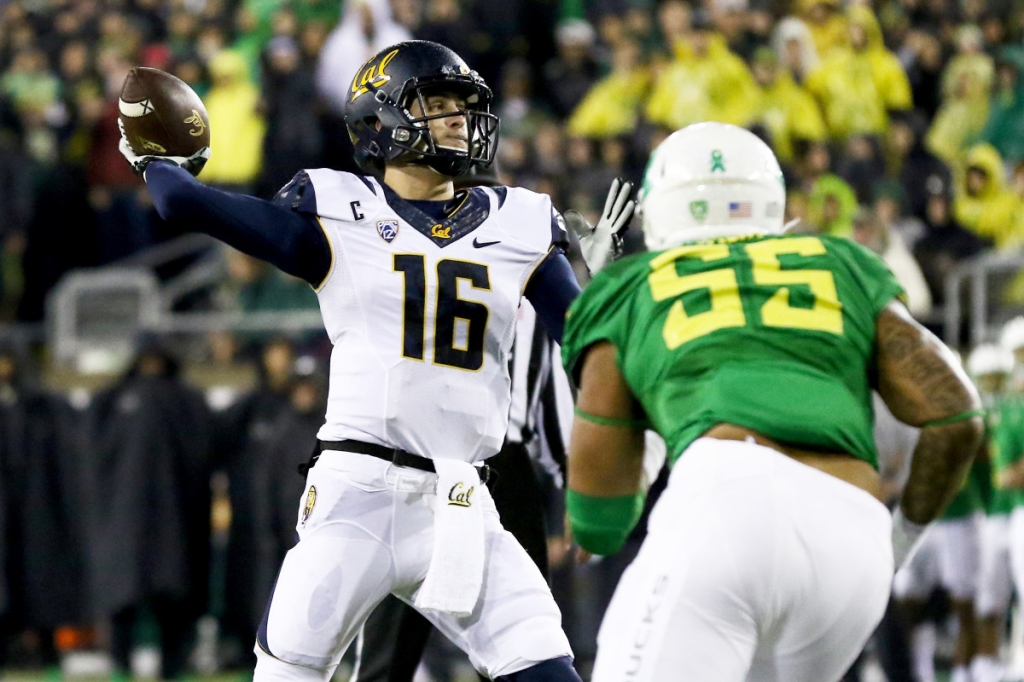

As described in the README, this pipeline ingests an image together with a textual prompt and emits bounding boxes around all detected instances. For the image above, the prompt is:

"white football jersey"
[303,169,565,463]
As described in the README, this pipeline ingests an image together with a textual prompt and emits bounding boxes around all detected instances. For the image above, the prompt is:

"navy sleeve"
[524,248,581,344]
[145,163,331,287]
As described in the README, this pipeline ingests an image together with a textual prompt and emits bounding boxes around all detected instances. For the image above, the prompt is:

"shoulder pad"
[272,171,318,215]
[303,169,382,223]
[501,186,568,251]
[551,207,569,252]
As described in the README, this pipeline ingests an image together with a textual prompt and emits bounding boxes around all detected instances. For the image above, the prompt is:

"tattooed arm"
[875,301,984,524]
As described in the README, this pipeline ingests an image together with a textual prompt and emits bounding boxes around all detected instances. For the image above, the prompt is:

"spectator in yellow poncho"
[750,47,826,163]
[953,143,1023,249]
[645,16,760,130]
[795,0,848,58]
[567,39,650,138]
[805,5,912,139]
[925,25,993,165]
[202,49,267,188]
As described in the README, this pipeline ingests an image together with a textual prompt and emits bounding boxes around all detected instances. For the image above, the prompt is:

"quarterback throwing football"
[120,41,632,682]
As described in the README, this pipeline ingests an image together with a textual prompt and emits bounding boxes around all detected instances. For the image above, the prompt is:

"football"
[119,67,210,173]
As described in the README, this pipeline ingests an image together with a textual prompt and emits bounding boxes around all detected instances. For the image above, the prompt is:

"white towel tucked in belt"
[414,459,486,616]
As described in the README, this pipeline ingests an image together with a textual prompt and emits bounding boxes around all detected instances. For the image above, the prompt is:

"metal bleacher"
[41,236,322,393]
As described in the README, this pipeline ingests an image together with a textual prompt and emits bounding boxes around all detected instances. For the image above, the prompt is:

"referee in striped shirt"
[353,298,575,682]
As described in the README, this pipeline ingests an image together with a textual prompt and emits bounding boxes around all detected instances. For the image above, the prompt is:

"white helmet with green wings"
[638,122,786,251]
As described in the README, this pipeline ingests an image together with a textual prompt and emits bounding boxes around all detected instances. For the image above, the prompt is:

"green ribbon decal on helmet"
[710,149,725,173]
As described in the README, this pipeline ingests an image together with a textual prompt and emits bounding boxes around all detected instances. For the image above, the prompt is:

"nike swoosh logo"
[473,238,501,248]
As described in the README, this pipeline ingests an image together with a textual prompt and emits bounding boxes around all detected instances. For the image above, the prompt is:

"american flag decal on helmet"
[729,202,752,218]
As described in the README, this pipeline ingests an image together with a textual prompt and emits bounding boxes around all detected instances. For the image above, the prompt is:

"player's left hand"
[564,177,635,275]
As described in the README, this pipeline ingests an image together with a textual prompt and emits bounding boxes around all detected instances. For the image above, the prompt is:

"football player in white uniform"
[119,40,633,682]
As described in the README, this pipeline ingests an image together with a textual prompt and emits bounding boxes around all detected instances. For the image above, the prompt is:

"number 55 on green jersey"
[562,233,905,470]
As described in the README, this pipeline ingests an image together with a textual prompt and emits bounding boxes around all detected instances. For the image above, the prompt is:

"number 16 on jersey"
[394,254,491,371]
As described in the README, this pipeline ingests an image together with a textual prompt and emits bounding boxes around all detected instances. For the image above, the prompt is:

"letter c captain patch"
[302,485,317,525]
[377,220,399,243]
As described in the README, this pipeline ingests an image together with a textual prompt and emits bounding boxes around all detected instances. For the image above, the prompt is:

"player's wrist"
[566,489,645,556]
[891,506,929,571]
[139,156,176,181]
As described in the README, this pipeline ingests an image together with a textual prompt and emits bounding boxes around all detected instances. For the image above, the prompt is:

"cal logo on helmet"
[350,49,400,101]
[301,485,317,525]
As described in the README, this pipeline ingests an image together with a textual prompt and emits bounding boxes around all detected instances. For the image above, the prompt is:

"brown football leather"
[119,67,210,162]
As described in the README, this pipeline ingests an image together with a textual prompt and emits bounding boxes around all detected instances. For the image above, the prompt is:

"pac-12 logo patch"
[301,485,317,524]
[376,220,399,243]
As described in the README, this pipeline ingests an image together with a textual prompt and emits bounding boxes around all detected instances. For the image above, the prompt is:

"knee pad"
[495,657,582,682]
[253,644,333,682]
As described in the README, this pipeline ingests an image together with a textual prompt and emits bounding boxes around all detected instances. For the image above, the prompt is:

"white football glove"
[118,120,211,180]
[639,430,667,494]
[891,507,930,571]
[564,177,636,275]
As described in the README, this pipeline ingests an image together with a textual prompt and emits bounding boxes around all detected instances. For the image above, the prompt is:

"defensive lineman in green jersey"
[561,123,984,682]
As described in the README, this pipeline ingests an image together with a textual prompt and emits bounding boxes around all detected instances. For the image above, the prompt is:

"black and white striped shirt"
[506,301,574,486]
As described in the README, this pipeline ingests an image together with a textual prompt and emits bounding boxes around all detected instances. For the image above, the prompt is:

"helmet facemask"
[396,80,498,176]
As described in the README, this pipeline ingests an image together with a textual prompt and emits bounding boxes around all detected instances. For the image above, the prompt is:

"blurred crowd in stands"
[2,0,1024,329]
[4,0,1024,679]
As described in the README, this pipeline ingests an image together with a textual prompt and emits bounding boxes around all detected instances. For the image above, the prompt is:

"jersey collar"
[380,182,491,247]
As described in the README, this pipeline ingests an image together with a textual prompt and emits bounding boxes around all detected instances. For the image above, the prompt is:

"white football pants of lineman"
[976,509,1024,617]
[893,514,981,602]
[591,438,893,682]
[252,450,572,682]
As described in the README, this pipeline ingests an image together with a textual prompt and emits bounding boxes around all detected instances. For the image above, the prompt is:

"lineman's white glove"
[564,177,636,275]
[118,120,211,180]
[891,507,929,571]
[639,431,667,494]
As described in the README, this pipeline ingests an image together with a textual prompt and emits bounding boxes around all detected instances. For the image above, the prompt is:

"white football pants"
[976,509,1024,617]
[253,450,571,682]
[591,438,893,682]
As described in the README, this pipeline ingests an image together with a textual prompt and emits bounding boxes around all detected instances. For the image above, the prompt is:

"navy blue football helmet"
[343,40,499,177]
